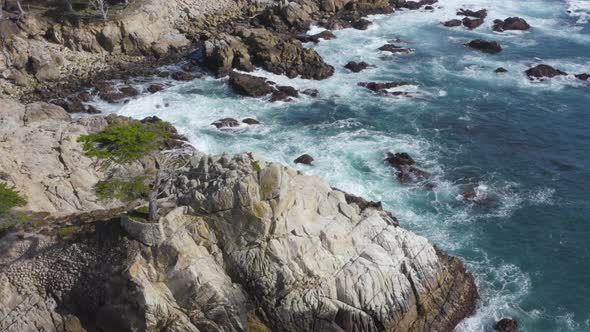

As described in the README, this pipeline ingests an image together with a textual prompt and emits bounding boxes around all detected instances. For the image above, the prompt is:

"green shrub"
[0,183,27,214]
[78,121,173,165]
[95,176,151,202]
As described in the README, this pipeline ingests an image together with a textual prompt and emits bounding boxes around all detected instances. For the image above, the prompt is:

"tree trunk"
[148,170,160,222]
[16,0,24,15]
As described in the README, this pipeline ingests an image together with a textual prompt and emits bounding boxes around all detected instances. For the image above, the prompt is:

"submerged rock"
[301,88,320,97]
[171,71,195,81]
[297,30,337,43]
[457,8,487,18]
[270,85,299,102]
[378,43,415,54]
[575,73,590,81]
[294,153,314,165]
[352,18,372,30]
[525,64,567,79]
[211,118,240,129]
[465,39,503,53]
[462,17,485,29]
[493,17,530,32]
[358,81,415,95]
[443,19,463,27]
[147,84,165,93]
[495,67,509,73]
[242,118,261,125]
[119,85,139,97]
[385,152,431,184]
[495,318,519,332]
[228,72,273,97]
[344,61,375,72]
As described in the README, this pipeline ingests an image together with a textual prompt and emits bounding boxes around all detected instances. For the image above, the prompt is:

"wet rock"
[443,19,463,27]
[525,64,567,79]
[404,1,422,10]
[359,81,414,93]
[385,152,431,184]
[270,85,299,102]
[465,39,502,53]
[462,17,485,29]
[242,118,261,125]
[493,17,530,32]
[294,154,314,165]
[494,318,519,332]
[575,73,590,81]
[77,91,93,102]
[147,84,165,93]
[301,88,320,97]
[344,61,375,72]
[211,118,240,129]
[352,18,372,30]
[98,90,126,103]
[424,5,434,10]
[495,67,508,73]
[171,72,195,81]
[228,72,273,97]
[457,8,487,18]
[297,30,336,43]
[378,44,415,54]
[119,85,139,97]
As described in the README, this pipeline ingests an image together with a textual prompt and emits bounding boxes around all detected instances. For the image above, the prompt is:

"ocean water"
[100,0,590,330]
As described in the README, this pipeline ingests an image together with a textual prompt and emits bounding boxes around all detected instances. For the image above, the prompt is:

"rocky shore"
[0,97,479,331]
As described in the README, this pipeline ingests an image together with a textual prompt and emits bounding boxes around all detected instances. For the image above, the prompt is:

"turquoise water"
[106,0,590,330]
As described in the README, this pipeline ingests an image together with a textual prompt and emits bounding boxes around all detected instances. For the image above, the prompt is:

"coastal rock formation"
[211,118,240,129]
[294,153,314,165]
[443,19,463,27]
[228,72,273,97]
[525,64,567,79]
[495,67,509,73]
[457,8,488,19]
[385,152,431,184]
[462,17,485,29]
[345,61,376,72]
[297,30,337,43]
[495,318,519,332]
[575,73,590,81]
[378,43,415,54]
[465,39,503,53]
[493,17,531,32]
[0,151,478,331]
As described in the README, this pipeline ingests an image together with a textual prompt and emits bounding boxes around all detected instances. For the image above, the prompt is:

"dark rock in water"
[229,72,273,97]
[270,85,299,102]
[297,30,336,43]
[378,44,415,54]
[525,64,567,79]
[359,81,414,93]
[147,84,165,93]
[404,1,422,10]
[171,72,195,81]
[465,39,502,53]
[98,90,126,103]
[462,17,484,29]
[495,67,508,73]
[242,118,261,125]
[352,18,372,30]
[345,61,375,73]
[457,8,487,18]
[575,73,590,81]
[294,154,314,165]
[77,91,92,102]
[119,86,139,97]
[211,118,240,129]
[494,318,519,332]
[85,105,101,114]
[385,152,430,184]
[443,19,463,27]
[301,89,320,97]
[424,5,434,10]
[493,17,530,32]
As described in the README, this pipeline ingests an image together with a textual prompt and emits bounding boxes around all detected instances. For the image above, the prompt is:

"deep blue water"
[103,0,590,330]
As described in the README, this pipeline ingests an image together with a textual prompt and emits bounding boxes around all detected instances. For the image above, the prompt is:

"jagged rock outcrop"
[0,151,478,331]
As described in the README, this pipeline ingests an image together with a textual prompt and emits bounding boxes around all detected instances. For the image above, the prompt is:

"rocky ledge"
[0,98,478,332]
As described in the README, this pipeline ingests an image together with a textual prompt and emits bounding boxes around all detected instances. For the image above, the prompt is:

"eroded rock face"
[0,152,478,332]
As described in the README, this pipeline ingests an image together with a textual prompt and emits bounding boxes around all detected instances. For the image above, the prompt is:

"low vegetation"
[0,183,27,214]
[95,176,151,201]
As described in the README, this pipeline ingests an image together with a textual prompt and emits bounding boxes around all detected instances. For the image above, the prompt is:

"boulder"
[465,39,502,53]
[359,81,414,93]
[457,8,487,18]
[171,71,195,81]
[119,85,139,97]
[211,118,240,129]
[494,318,519,332]
[575,73,590,81]
[297,30,336,43]
[385,152,431,184]
[270,85,299,102]
[495,67,508,73]
[344,61,375,72]
[404,1,422,9]
[443,19,463,27]
[493,17,530,32]
[242,118,261,125]
[352,18,372,30]
[525,64,567,79]
[462,17,484,29]
[301,88,320,97]
[228,72,273,97]
[203,34,253,77]
[147,84,165,93]
[294,153,314,165]
[378,43,415,54]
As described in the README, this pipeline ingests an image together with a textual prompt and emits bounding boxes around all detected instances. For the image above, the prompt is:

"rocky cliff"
[0,99,477,331]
